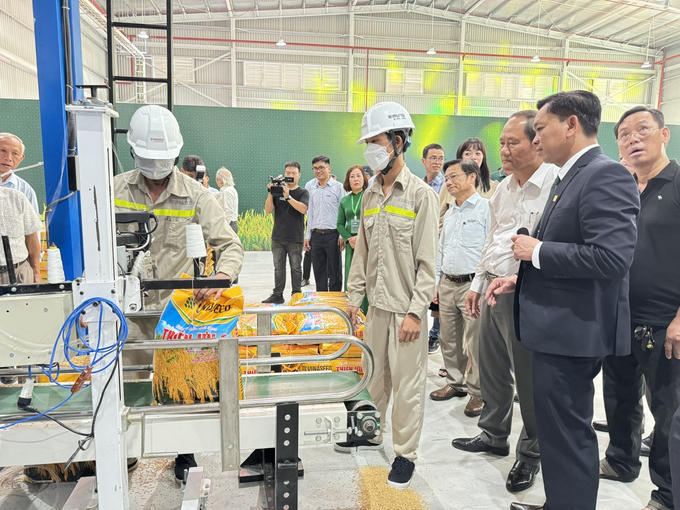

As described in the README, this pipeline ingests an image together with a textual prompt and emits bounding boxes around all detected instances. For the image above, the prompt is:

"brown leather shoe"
[509,503,544,510]
[429,385,467,401]
[464,396,484,417]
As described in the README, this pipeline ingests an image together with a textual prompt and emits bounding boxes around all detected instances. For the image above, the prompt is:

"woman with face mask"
[336,165,369,314]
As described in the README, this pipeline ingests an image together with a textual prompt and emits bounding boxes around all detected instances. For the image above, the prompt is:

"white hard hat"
[356,101,415,145]
[127,105,183,159]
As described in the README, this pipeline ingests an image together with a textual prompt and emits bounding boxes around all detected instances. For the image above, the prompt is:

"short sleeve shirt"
[272,187,310,243]
[629,160,680,327]
[0,187,42,265]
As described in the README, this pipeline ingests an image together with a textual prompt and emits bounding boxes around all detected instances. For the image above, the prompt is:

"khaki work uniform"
[348,165,438,461]
[114,168,244,356]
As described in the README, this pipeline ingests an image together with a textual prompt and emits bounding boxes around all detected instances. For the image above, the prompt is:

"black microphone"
[517,227,529,236]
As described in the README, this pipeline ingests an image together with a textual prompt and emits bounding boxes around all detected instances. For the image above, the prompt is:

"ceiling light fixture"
[276,2,286,47]
[532,0,541,64]
[138,30,149,39]
[427,1,436,56]
[642,20,653,69]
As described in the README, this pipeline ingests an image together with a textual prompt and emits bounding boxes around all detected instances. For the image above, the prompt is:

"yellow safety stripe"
[114,199,148,211]
[385,205,417,219]
[154,208,196,218]
[114,199,195,218]
[364,207,380,217]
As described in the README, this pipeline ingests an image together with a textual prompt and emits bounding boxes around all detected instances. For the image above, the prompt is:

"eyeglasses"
[617,126,659,144]
[313,166,328,172]
[444,174,460,182]
[427,156,444,163]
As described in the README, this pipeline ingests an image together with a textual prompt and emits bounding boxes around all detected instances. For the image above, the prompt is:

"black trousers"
[603,324,680,509]
[303,250,312,280]
[670,401,680,505]
[310,231,342,292]
[532,351,603,510]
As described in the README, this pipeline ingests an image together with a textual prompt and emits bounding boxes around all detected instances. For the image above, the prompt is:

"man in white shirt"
[453,110,557,494]
[304,156,346,292]
[216,167,239,233]
[0,133,39,213]
[0,187,42,284]
[430,159,490,419]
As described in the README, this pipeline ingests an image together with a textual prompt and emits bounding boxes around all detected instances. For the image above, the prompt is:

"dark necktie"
[536,176,561,239]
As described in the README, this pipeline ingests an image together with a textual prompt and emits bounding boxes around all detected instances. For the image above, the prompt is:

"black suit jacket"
[514,147,640,358]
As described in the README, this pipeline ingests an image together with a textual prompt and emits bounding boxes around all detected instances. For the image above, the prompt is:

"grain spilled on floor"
[358,466,426,510]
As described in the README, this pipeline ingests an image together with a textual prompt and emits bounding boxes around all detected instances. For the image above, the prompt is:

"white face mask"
[134,155,174,180]
[364,143,393,172]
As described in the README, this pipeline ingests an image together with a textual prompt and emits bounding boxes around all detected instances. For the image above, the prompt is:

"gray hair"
[0,133,25,155]
[216,167,234,187]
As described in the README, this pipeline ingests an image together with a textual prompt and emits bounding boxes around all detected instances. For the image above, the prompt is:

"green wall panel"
[2,98,680,215]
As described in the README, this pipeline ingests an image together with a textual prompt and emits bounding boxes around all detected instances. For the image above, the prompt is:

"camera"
[195,164,206,182]
[268,175,294,198]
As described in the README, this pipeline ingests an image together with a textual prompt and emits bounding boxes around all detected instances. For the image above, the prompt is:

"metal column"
[68,103,128,510]
[32,0,84,280]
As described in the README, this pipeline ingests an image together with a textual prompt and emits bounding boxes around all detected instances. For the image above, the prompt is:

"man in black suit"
[485,90,640,510]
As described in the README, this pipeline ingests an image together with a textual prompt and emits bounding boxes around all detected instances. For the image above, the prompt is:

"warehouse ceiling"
[99,0,680,51]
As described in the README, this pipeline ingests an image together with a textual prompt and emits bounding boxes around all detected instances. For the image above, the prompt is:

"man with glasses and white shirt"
[304,156,346,292]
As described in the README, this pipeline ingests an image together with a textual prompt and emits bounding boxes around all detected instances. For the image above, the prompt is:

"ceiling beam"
[568,6,638,35]
[462,0,484,20]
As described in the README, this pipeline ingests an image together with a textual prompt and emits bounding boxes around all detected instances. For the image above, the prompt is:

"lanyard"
[350,191,362,219]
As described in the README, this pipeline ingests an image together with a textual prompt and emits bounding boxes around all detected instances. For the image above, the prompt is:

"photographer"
[263,161,309,304]
[180,155,204,181]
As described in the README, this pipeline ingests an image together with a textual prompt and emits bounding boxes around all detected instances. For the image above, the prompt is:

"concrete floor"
[0,251,656,509]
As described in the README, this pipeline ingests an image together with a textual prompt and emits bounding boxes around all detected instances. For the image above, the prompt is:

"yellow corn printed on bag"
[153,286,244,405]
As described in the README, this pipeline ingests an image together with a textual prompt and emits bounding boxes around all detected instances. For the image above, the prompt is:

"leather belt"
[444,273,475,283]
[487,273,499,284]
[311,228,338,235]
[0,258,28,274]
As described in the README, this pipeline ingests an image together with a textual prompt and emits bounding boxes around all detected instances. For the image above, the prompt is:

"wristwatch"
[407,312,420,321]
[285,196,292,202]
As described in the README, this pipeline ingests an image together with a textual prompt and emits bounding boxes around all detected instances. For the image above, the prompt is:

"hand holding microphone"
[511,227,539,262]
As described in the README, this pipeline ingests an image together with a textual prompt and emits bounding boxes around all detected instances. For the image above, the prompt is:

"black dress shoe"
[510,503,544,510]
[506,460,540,493]
[593,420,609,432]
[452,434,510,456]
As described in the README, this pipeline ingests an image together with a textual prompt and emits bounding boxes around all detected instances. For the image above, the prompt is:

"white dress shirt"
[219,185,239,222]
[436,192,490,285]
[470,162,559,294]
[1,172,39,213]
[531,144,599,269]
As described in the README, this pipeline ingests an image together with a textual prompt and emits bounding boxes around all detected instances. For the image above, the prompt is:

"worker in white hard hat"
[335,102,438,489]
[114,104,244,483]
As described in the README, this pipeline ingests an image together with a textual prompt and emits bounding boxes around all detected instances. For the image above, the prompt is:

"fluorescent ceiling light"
[531,54,541,63]
[276,38,287,47]
[138,31,149,39]
[426,46,436,55]
[641,61,652,69]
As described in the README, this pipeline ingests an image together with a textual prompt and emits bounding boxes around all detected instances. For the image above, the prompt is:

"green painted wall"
[2,98,680,214]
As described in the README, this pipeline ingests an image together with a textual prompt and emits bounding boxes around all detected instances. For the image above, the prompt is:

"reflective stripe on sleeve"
[385,205,417,219]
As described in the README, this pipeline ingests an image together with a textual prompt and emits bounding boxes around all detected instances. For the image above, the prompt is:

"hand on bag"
[194,272,231,303]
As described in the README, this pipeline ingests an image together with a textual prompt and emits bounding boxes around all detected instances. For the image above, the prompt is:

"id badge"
[350,218,360,235]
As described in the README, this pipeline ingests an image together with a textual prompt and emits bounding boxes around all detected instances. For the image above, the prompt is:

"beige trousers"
[0,260,33,284]
[438,278,481,397]
[362,306,428,461]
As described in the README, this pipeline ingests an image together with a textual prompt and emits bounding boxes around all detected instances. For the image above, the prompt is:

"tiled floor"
[0,251,656,509]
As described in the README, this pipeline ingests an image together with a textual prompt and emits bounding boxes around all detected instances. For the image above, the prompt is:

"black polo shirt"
[629,159,680,328]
